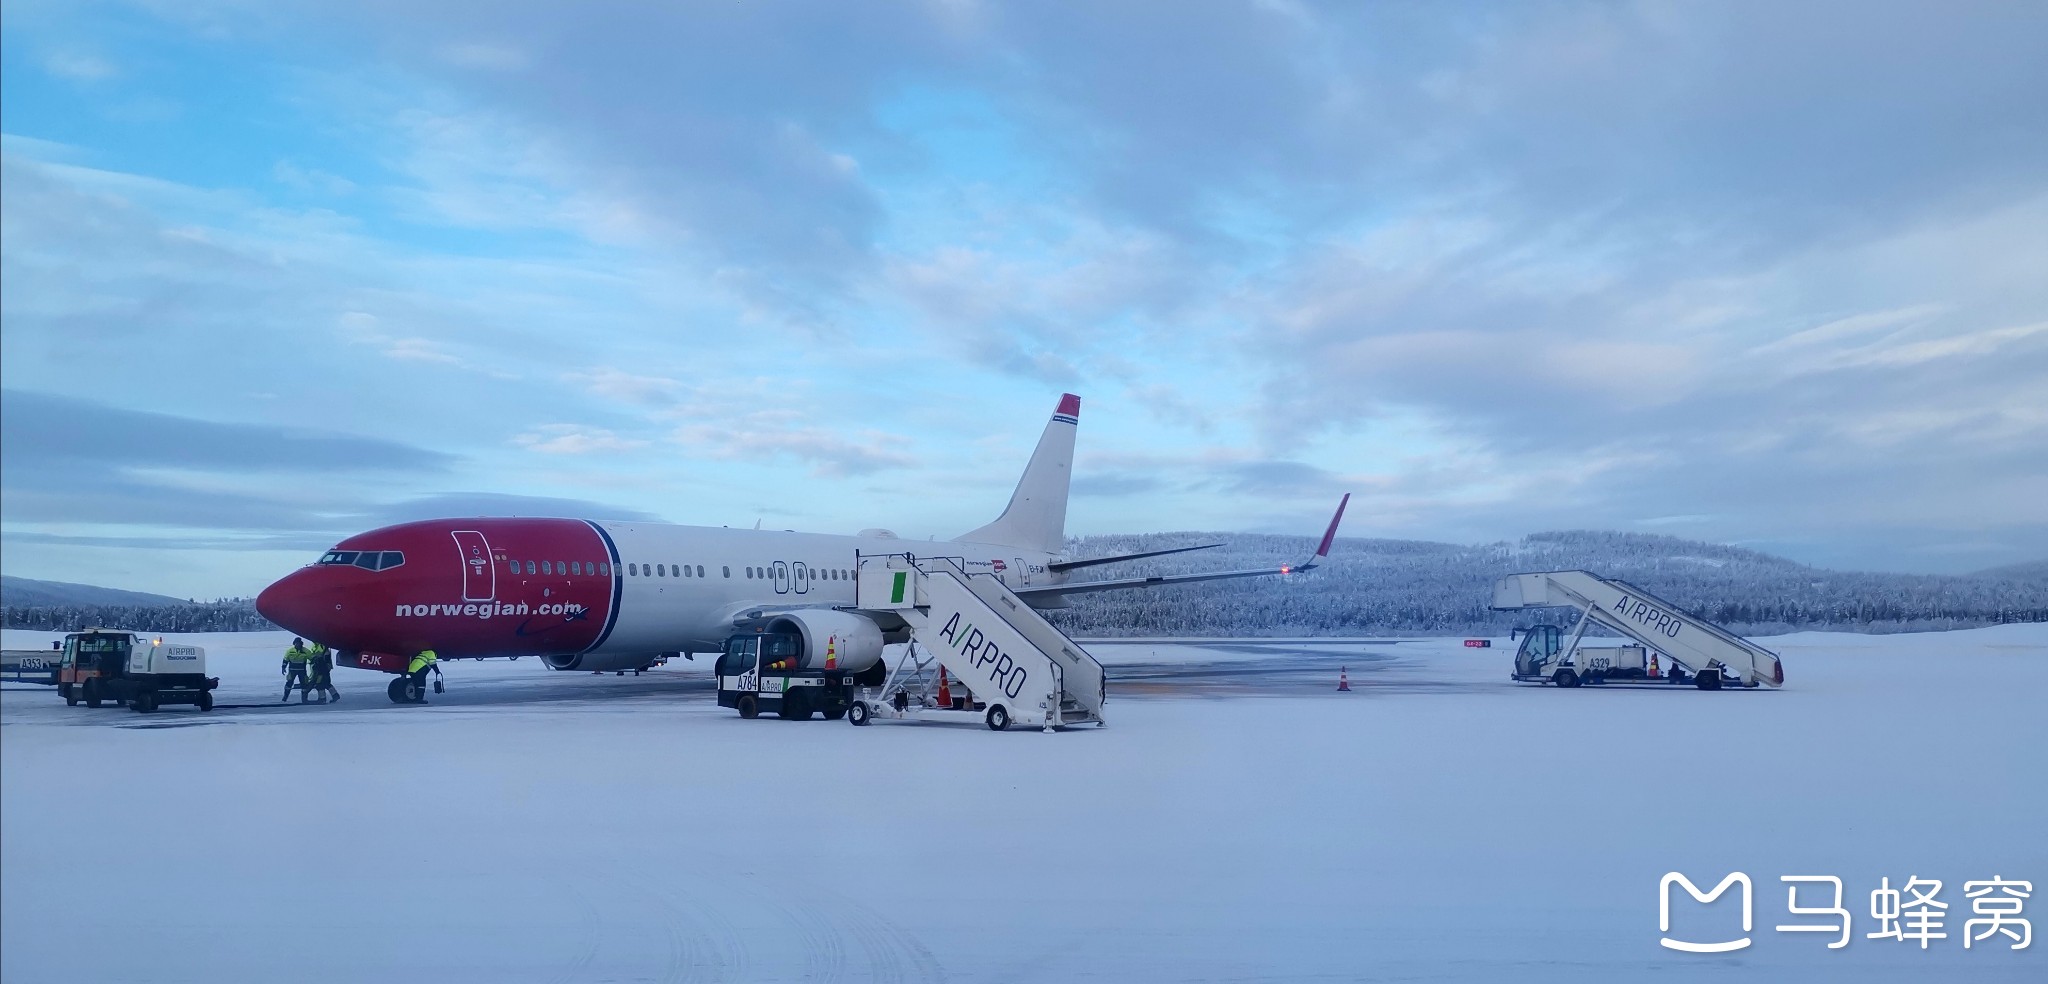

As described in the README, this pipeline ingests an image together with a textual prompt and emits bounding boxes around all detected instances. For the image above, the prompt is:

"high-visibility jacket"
[407,650,438,674]
[284,645,313,664]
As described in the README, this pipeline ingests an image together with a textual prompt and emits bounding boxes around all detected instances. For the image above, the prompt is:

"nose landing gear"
[387,676,428,704]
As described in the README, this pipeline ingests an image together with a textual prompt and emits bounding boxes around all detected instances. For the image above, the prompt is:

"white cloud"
[1829,321,2048,370]
[672,418,916,477]
[512,424,648,454]
[272,160,356,195]
[380,337,466,366]
[439,41,530,72]
[650,379,918,477]
[565,367,683,406]
[1746,304,1946,357]
[43,49,118,81]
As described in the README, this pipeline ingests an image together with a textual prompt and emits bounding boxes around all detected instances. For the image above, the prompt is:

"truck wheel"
[1696,671,1722,691]
[737,695,759,719]
[133,693,158,713]
[63,685,78,707]
[822,706,847,721]
[197,691,214,712]
[1552,669,1579,689]
[84,680,103,708]
[848,701,871,726]
[986,705,1011,731]
[387,677,408,703]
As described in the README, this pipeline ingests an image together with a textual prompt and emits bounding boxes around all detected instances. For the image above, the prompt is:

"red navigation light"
[1280,565,1291,574]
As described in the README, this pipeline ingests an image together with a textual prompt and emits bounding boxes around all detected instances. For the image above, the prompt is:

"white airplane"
[257,394,1348,691]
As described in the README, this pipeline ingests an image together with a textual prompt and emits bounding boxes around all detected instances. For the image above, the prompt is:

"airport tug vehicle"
[55,628,218,712]
[715,617,886,721]
[1492,571,1784,690]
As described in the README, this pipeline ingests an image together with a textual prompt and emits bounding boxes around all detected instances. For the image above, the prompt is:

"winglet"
[1295,493,1350,571]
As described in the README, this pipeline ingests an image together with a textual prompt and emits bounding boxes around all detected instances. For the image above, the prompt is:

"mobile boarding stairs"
[1491,570,1784,690]
[853,554,1106,731]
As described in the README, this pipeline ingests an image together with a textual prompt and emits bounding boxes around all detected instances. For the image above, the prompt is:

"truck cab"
[714,629,855,722]
[58,629,135,707]
[1511,624,1563,681]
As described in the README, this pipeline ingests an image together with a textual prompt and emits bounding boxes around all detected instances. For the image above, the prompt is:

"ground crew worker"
[308,641,341,703]
[404,649,439,703]
[282,637,314,703]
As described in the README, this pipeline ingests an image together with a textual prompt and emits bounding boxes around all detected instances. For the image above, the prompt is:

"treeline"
[1,599,276,634]
[1042,530,2048,637]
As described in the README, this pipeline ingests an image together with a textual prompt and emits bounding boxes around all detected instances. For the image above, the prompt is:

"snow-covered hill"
[1048,530,2048,636]
[0,575,191,609]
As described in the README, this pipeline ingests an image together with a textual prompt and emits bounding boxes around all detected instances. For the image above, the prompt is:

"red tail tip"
[1057,393,1081,418]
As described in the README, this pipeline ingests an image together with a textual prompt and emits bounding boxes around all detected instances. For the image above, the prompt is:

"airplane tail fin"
[958,394,1079,555]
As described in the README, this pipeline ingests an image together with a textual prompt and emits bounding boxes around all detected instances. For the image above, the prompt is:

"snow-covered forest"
[1043,530,2048,636]
[2,531,2042,636]
[1,598,274,634]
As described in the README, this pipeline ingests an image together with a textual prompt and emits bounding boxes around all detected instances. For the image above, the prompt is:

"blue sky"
[3,1,2045,598]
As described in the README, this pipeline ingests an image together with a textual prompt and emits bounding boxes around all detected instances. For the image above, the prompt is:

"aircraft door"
[1014,557,1031,587]
[772,561,790,594]
[792,561,809,594]
[452,530,496,602]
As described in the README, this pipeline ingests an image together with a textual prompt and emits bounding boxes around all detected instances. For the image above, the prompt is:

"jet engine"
[541,651,672,673]
[762,610,886,673]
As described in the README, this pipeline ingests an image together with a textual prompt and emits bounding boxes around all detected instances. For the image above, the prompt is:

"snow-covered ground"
[3,625,2042,982]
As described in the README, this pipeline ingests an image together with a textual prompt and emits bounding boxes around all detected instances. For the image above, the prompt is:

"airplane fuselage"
[257,517,1062,668]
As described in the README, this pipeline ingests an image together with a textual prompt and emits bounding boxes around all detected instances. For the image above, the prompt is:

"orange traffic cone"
[1648,653,1661,678]
[1337,666,1352,692]
[937,667,953,708]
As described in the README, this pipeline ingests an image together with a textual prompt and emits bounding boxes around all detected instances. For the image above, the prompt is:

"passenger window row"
[623,563,709,578]
[493,559,865,582]
[738,566,853,581]
[507,560,613,577]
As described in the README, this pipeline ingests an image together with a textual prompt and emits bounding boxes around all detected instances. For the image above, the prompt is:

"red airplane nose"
[257,569,335,638]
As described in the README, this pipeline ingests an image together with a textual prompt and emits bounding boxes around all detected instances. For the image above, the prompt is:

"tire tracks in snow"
[772,886,946,984]
[543,879,602,984]
[541,868,943,983]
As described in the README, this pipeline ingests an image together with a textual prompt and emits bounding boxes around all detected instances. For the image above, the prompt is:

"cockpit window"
[364,551,399,571]
[324,550,402,571]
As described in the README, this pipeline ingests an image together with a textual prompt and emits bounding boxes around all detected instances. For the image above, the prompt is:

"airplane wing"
[1016,494,1349,603]
[1048,542,1224,573]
